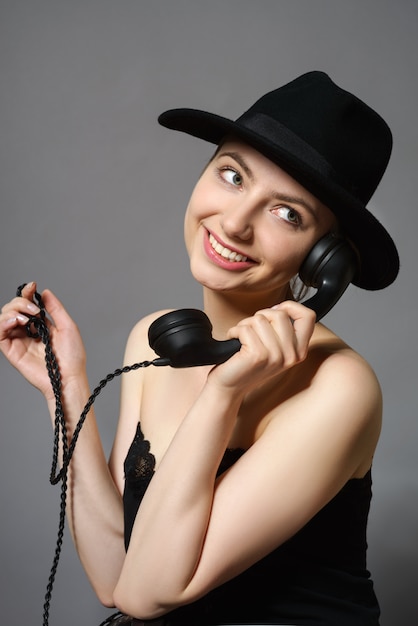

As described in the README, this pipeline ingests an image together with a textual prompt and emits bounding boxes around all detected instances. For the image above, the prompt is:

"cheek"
[183,206,194,255]
[266,235,307,276]
[183,195,205,258]
[183,179,216,252]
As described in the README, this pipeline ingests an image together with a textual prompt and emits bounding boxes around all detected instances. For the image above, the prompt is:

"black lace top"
[123,423,380,625]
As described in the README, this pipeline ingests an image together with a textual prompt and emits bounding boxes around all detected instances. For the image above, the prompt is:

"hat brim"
[159,108,399,290]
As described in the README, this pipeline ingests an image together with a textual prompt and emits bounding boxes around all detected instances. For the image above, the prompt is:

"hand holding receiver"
[149,302,316,393]
[148,235,358,369]
[205,302,317,393]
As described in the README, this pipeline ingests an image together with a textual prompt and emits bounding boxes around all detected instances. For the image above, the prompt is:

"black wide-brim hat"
[158,71,399,290]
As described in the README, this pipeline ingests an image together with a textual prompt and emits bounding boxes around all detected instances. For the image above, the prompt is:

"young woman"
[0,72,399,625]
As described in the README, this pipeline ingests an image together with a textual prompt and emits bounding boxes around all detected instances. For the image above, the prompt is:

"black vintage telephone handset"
[16,232,357,626]
[148,233,358,367]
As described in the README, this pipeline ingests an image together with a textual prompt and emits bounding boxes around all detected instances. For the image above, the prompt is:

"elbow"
[112,582,130,616]
[112,581,180,621]
[112,564,206,619]
[100,596,117,610]
[96,586,118,609]
[113,582,157,620]
[113,584,133,617]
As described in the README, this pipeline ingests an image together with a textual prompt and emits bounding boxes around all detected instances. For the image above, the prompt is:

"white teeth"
[209,234,248,262]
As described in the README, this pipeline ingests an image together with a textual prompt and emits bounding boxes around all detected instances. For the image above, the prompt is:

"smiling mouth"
[208,233,254,263]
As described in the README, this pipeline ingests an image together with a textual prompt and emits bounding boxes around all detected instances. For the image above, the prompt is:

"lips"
[208,233,251,262]
[204,229,256,268]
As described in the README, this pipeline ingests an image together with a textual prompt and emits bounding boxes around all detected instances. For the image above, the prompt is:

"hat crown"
[240,71,392,204]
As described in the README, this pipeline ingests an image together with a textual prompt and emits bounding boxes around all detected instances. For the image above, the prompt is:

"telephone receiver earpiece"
[298,232,358,322]
[148,233,358,368]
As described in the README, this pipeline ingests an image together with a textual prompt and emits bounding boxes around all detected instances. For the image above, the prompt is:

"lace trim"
[123,423,156,499]
[124,423,245,497]
[125,424,156,478]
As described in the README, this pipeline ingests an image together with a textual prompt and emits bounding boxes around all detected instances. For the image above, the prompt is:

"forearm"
[114,379,242,618]
[46,374,125,606]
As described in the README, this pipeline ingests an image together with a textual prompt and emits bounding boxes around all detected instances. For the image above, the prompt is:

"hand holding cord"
[13,233,357,625]
[15,284,167,626]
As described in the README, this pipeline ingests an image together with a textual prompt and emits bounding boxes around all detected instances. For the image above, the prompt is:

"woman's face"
[184,139,337,302]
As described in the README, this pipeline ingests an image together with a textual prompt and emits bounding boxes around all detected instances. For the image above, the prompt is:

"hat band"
[237,112,347,189]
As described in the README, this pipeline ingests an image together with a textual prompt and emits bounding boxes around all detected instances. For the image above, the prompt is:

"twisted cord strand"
[16,285,155,626]
[98,611,125,626]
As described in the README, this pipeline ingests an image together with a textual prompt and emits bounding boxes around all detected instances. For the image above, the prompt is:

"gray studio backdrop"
[0,1,417,625]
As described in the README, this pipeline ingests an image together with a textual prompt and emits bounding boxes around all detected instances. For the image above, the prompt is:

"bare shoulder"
[124,309,173,363]
[263,322,382,480]
[307,323,382,411]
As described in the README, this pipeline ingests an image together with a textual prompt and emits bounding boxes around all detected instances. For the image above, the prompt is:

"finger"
[2,295,41,317]
[0,310,30,341]
[253,309,300,366]
[272,301,316,357]
[2,282,35,312]
[232,313,289,369]
[20,281,37,298]
[258,303,315,361]
[228,321,271,367]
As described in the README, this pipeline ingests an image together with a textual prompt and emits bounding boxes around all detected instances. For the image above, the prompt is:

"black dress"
[120,423,380,626]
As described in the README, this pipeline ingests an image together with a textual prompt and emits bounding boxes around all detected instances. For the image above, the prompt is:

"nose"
[220,199,257,242]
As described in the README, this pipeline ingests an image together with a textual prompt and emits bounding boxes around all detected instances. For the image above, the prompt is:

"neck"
[203,285,293,339]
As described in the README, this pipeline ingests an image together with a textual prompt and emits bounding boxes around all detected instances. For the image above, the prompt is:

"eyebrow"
[217,150,255,180]
[271,192,318,220]
[217,149,318,219]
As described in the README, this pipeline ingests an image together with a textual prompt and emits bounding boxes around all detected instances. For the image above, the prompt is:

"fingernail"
[16,314,30,323]
[4,316,18,327]
[27,303,40,314]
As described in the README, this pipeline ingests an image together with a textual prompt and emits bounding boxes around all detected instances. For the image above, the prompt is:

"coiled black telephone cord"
[16,285,157,626]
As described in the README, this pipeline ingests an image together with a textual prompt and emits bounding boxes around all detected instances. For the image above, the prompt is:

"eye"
[274,206,302,226]
[219,167,243,187]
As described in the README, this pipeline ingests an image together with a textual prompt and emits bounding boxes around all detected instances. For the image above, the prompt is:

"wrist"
[204,374,245,409]
[45,371,91,422]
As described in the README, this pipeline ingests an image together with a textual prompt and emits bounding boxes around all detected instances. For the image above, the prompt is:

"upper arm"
[181,351,382,602]
[108,310,171,493]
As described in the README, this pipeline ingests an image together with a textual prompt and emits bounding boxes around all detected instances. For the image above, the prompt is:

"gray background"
[0,1,416,624]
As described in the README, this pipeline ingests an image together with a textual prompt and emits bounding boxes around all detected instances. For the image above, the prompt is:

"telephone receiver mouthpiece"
[148,309,241,368]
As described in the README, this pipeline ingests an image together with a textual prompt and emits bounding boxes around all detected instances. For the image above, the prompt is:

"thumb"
[41,289,76,330]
